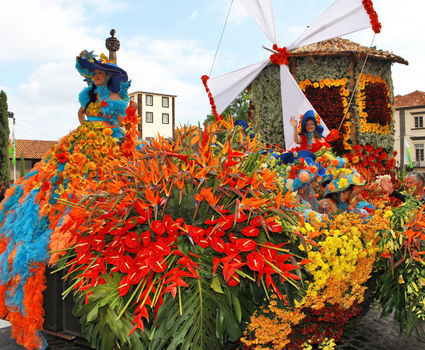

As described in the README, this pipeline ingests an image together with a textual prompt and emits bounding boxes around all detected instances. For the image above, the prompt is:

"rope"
[209,0,234,77]
[337,33,376,131]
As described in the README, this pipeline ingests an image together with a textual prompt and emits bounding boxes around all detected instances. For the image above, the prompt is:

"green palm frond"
[151,255,243,350]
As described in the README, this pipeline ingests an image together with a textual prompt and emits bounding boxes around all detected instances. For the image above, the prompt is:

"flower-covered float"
[1,1,425,350]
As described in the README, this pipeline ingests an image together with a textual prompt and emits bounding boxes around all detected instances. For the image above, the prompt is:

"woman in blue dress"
[0,50,136,350]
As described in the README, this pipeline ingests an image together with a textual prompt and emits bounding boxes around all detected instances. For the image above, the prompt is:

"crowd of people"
[287,110,425,219]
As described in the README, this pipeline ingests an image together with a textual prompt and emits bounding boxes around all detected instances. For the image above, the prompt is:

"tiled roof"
[289,38,408,65]
[394,91,425,109]
[9,139,57,160]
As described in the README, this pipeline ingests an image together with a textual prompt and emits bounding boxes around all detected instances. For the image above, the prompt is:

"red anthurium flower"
[219,216,233,230]
[223,243,238,256]
[91,236,106,252]
[124,231,141,249]
[149,254,167,273]
[227,274,240,286]
[205,218,220,225]
[188,225,205,237]
[151,242,171,256]
[151,220,165,235]
[134,257,151,277]
[128,270,142,285]
[118,274,131,297]
[267,221,283,233]
[76,251,91,265]
[260,245,278,261]
[236,212,248,223]
[242,226,260,237]
[228,232,237,242]
[249,216,263,227]
[193,236,209,248]
[76,238,91,253]
[235,238,257,252]
[210,237,225,253]
[246,252,264,271]
[117,255,134,274]
[140,231,151,247]
[105,251,122,266]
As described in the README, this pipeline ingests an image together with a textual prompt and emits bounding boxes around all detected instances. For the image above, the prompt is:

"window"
[414,116,424,128]
[162,113,169,124]
[415,144,424,162]
[146,95,153,106]
[146,112,153,123]
[162,97,169,108]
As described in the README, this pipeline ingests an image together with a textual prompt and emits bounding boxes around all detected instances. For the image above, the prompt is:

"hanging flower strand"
[201,75,221,120]
[362,0,382,33]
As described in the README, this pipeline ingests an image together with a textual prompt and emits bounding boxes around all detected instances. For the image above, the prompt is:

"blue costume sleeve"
[78,86,92,109]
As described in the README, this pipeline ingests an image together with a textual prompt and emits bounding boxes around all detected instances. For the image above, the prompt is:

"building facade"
[394,91,425,170]
[129,91,176,140]
[9,139,57,180]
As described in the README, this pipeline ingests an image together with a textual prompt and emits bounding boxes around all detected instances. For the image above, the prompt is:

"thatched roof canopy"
[289,38,408,65]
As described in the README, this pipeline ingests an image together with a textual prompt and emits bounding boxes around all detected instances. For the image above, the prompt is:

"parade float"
[1,1,425,350]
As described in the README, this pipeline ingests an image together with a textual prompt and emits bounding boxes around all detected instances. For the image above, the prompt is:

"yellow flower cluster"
[299,78,352,150]
[242,209,390,348]
[85,101,102,117]
[357,74,392,135]
[298,211,387,310]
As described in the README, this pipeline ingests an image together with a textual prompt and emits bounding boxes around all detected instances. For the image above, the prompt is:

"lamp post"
[7,112,16,182]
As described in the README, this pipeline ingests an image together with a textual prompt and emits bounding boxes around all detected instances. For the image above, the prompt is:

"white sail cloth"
[207,0,376,149]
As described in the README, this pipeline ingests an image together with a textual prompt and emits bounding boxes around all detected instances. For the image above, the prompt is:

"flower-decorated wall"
[250,39,406,154]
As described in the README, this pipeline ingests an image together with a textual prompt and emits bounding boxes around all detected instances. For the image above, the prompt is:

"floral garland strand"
[362,0,382,33]
[201,75,221,120]
[357,74,392,136]
[299,78,351,152]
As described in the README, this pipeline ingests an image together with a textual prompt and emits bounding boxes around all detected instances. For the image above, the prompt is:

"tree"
[204,89,251,125]
[0,91,10,182]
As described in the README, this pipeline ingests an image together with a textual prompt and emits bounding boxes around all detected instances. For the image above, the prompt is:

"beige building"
[129,91,176,140]
[394,91,425,170]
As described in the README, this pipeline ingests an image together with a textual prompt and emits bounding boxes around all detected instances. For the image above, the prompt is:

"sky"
[1,0,424,141]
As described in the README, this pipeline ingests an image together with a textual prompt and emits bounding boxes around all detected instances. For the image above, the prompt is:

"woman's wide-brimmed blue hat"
[300,110,324,138]
[76,50,128,93]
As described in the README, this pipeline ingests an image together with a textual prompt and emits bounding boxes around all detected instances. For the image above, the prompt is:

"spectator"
[380,171,425,203]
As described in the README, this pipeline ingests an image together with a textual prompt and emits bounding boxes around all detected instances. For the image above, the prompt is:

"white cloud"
[0,0,101,63]
[189,10,198,20]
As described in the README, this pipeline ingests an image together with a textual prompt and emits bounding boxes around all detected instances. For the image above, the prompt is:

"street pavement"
[1,306,425,349]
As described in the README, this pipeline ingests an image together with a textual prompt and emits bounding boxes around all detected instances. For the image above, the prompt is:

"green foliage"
[0,91,10,181]
[73,273,151,350]
[375,198,425,336]
[151,254,244,350]
[20,152,25,178]
[250,64,285,147]
[205,89,251,126]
